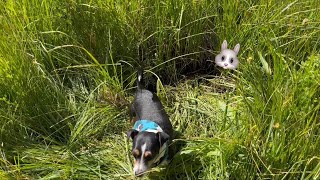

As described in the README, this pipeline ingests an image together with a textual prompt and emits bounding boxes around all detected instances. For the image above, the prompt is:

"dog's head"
[215,40,240,70]
[127,129,169,176]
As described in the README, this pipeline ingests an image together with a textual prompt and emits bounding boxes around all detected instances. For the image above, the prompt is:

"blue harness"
[132,120,169,165]
[133,120,163,133]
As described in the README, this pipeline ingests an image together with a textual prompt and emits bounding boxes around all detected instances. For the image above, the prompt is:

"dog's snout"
[133,160,148,177]
[134,170,143,177]
[224,63,228,66]
[134,167,148,177]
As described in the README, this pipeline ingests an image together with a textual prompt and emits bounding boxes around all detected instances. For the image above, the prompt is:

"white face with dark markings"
[130,132,161,176]
[215,40,240,70]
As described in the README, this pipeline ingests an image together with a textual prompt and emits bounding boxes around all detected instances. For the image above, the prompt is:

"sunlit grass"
[1,0,320,179]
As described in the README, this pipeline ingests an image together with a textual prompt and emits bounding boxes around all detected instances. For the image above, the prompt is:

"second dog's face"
[215,49,239,69]
[215,40,240,70]
[127,130,169,176]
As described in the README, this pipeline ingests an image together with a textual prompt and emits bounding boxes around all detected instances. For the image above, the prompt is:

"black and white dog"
[127,70,173,176]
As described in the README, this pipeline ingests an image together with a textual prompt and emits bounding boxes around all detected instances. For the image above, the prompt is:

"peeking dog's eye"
[221,56,225,61]
[132,149,140,158]
[230,58,234,63]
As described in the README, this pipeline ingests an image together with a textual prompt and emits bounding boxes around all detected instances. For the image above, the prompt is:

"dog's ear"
[127,129,139,140]
[233,43,240,55]
[157,132,170,146]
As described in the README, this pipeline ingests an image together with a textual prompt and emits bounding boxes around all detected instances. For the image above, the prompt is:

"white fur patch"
[133,143,147,175]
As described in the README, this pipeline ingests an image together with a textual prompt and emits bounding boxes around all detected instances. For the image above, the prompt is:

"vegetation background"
[1,0,319,179]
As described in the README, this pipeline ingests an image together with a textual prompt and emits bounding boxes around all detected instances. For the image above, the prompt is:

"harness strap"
[133,120,164,133]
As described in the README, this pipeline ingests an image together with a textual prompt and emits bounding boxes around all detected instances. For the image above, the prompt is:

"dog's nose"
[134,171,143,177]
[224,63,228,66]
[133,162,148,176]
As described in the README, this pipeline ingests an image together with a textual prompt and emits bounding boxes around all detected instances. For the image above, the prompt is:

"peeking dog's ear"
[233,43,240,55]
[127,129,139,140]
[221,40,228,51]
[157,132,170,146]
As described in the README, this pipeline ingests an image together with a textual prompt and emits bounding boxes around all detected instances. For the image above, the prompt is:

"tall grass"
[1,0,320,179]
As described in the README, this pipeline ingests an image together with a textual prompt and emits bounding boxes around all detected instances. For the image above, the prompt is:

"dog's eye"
[144,151,152,160]
[132,149,140,158]
[230,58,234,63]
[221,56,225,61]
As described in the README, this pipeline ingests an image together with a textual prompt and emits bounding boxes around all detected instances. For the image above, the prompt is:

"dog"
[127,70,173,176]
[215,40,240,70]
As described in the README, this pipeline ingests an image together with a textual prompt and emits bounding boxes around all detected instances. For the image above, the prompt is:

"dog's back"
[132,70,173,136]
